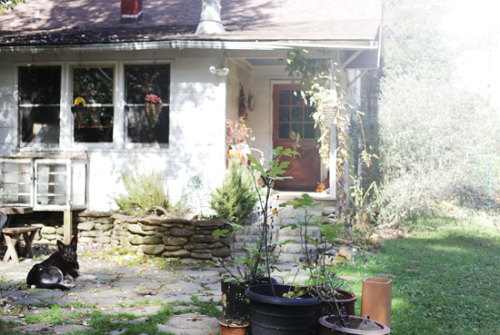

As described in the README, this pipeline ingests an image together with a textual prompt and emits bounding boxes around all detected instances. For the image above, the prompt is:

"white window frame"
[15,60,172,151]
[69,63,116,150]
[122,61,172,149]
[16,63,63,150]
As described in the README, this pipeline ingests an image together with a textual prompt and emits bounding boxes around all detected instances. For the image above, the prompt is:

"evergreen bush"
[210,159,258,224]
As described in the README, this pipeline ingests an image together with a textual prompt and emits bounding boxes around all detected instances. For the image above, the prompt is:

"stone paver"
[157,312,219,335]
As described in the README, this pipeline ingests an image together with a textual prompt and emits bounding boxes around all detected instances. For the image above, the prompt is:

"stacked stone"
[232,198,338,262]
[111,214,232,261]
[76,212,114,244]
[32,224,64,244]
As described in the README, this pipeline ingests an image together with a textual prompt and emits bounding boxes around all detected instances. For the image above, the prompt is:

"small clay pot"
[219,321,249,335]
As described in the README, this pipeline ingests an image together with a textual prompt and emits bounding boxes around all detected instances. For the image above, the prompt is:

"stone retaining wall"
[109,214,232,260]
[16,211,231,262]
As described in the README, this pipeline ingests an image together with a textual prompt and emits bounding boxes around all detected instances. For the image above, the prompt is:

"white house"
[0,0,382,215]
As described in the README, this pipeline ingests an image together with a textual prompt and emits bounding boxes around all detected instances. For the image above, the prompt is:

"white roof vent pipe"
[196,0,225,35]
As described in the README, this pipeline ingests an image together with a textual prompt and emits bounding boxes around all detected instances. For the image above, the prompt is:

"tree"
[377,0,499,224]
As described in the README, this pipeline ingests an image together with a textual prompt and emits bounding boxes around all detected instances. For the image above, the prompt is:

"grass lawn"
[337,209,499,334]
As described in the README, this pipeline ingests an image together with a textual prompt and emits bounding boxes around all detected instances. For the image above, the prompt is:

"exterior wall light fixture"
[209,66,230,77]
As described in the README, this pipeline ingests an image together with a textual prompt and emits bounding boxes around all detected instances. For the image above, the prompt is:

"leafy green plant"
[213,146,298,286]
[247,146,299,282]
[279,193,347,325]
[0,0,23,14]
[210,159,259,225]
[114,171,169,216]
[345,178,381,246]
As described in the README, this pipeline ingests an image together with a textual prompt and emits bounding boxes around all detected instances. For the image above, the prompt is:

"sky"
[440,0,500,108]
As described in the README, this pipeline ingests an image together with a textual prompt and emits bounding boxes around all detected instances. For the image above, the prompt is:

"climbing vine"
[286,50,374,214]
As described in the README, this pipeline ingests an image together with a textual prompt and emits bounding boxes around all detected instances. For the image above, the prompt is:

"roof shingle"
[0,0,382,46]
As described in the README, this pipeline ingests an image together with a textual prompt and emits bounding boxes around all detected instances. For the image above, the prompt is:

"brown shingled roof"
[0,0,382,46]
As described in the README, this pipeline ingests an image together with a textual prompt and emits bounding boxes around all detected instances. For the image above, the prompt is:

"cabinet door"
[34,160,70,210]
[0,159,33,206]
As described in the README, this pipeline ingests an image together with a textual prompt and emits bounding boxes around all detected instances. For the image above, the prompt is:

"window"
[124,64,170,144]
[72,67,114,143]
[277,89,316,139]
[18,66,61,146]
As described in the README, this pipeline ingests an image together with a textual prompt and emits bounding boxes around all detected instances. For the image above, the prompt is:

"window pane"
[279,107,290,121]
[304,124,315,138]
[20,107,60,144]
[291,107,303,121]
[279,123,289,139]
[125,65,170,104]
[126,106,169,143]
[305,107,315,121]
[73,68,113,104]
[292,90,303,105]
[125,64,170,144]
[291,123,302,136]
[18,66,61,145]
[279,90,290,105]
[73,107,113,142]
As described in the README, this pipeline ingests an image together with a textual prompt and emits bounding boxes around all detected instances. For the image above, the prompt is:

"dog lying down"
[26,237,96,290]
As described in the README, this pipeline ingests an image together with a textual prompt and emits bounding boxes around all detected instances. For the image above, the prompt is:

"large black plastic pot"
[221,278,277,321]
[245,284,319,335]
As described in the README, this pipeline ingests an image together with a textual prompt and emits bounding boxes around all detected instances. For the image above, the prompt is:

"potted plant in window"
[144,93,162,127]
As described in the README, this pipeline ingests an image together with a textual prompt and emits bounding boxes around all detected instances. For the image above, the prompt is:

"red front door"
[272,84,321,191]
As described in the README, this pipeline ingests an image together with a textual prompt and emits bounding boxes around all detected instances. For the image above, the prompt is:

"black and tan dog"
[26,236,79,290]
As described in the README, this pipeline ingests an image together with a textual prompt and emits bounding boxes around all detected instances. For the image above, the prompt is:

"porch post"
[63,209,72,244]
[329,122,337,200]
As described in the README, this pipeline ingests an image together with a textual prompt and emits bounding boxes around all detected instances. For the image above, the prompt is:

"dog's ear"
[57,240,65,251]
[70,236,77,248]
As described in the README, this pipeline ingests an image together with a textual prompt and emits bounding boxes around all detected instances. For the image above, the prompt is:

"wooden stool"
[2,226,39,263]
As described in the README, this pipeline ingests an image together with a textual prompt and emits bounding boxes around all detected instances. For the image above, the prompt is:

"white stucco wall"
[0,49,227,212]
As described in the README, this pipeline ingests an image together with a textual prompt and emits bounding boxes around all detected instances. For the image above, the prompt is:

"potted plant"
[239,146,324,335]
[211,154,275,322]
[219,318,250,335]
[278,193,358,331]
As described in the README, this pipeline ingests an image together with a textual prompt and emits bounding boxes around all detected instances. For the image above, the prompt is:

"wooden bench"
[2,226,39,263]
[0,206,37,263]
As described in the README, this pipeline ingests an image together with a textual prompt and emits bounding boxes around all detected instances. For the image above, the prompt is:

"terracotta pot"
[220,321,249,335]
[317,289,357,317]
[361,277,392,327]
[318,315,390,335]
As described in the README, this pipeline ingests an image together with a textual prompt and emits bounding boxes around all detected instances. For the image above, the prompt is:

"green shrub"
[115,171,169,216]
[210,160,259,224]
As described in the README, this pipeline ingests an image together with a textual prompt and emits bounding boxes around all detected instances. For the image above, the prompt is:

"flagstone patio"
[0,243,306,334]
